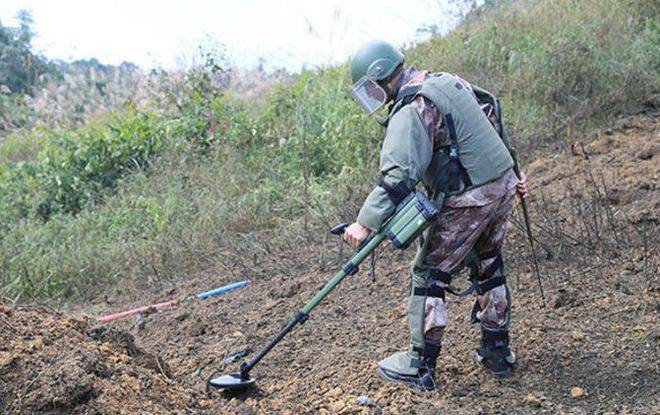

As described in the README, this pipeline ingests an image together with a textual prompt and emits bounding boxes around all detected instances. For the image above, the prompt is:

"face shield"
[349,76,388,115]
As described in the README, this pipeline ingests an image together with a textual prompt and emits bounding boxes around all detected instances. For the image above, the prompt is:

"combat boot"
[475,325,515,378]
[378,340,441,391]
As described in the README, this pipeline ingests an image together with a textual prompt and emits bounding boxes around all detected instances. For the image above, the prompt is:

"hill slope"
[2,115,657,414]
[1,0,657,303]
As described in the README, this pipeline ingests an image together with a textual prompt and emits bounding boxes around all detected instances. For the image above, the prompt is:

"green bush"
[0,109,169,223]
[0,93,35,133]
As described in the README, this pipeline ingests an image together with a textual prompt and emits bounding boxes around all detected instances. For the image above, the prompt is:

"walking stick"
[511,150,546,306]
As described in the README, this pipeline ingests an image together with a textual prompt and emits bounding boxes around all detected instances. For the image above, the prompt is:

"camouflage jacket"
[356,68,517,230]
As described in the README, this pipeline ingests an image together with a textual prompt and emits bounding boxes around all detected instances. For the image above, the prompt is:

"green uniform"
[358,69,516,379]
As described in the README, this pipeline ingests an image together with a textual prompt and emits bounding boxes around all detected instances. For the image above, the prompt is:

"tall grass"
[407,0,659,151]
[0,0,657,303]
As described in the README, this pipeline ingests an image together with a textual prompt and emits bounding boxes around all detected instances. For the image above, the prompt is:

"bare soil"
[1,116,658,414]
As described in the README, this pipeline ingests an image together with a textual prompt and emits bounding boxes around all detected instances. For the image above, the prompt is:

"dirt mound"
[0,305,212,414]
[5,115,659,414]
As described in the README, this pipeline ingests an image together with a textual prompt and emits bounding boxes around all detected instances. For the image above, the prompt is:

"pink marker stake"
[97,299,179,323]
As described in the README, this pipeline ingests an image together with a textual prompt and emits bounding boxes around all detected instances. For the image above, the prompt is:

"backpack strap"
[471,83,514,153]
[396,84,423,107]
[444,113,473,192]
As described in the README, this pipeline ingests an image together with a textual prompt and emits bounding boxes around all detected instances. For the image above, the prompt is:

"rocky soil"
[1,116,658,414]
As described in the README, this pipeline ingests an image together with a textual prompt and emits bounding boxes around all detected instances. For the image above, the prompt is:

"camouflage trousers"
[418,187,516,340]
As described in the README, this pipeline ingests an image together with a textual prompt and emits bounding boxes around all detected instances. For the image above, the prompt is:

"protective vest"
[390,73,514,198]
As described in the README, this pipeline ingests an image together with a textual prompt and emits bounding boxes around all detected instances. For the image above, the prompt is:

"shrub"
[0,108,169,223]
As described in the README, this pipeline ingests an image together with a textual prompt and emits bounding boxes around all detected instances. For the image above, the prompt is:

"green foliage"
[0,92,35,132]
[1,0,658,303]
[0,109,169,223]
[251,69,380,177]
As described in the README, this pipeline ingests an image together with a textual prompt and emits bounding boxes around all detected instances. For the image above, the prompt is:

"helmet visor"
[349,76,388,115]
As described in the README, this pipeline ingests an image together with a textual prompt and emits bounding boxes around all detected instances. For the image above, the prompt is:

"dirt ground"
[1,116,658,414]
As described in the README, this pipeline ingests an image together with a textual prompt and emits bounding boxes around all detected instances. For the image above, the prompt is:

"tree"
[0,10,55,95]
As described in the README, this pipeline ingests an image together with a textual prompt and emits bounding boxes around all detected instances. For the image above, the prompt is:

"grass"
[0,0,657,303]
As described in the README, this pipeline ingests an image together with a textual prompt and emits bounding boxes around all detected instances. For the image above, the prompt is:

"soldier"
[344,40,529,391]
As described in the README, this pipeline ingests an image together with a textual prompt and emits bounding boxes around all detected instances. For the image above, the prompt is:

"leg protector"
[408,267,429,356]
[470,282,511,326]
[475,325,516,378]
[470,252,511,325]
[379,267,444,391]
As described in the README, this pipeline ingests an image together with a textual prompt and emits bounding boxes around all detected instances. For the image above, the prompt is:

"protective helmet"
[349,40,404,115]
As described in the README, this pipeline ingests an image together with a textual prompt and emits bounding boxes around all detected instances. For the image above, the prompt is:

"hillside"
[1,115,657,414]
[0,0,658,413]
[1,0,657,304]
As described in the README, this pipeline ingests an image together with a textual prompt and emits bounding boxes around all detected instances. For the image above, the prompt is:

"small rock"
[649,327,660,342]
[551,289,580,309]
[0,351,14,367]
[571,330,585,341]
[0,305,12,316]
[122,373,141,392]
[234,402,254,415]
[639,182,652,190]
[451,388,469,397]
[356,395,375,407]
[637,145,657,160]
[175,311,191,322]
[275,282,300,298]
[185,319,206,337]
[522,394,541,407]
[570,387,585,398]
[326,387,342,397]
[222,348,252,364]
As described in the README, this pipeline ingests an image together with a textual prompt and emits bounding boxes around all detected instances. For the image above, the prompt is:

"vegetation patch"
[0,0,657,302]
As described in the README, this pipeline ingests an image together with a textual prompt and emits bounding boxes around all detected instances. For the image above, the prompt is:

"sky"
[0,0,471,72]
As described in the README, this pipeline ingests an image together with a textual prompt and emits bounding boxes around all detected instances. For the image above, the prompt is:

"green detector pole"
[236,232,385,379]
[235,194,426,382]
[240,231,388,379]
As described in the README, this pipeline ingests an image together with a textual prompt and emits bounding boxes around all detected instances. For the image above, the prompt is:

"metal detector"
[209,191,438,390]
